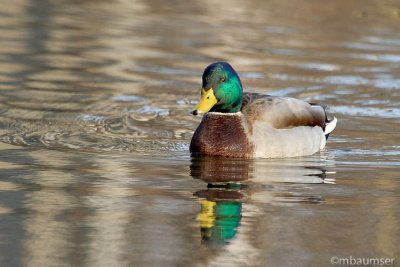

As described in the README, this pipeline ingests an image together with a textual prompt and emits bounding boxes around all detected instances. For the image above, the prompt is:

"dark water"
[0,0,399,266]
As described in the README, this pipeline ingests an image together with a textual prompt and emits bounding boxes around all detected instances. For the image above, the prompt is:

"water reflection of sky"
[0,0,399,266]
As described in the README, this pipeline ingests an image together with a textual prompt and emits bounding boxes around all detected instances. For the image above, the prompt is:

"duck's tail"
[324,117,337,140]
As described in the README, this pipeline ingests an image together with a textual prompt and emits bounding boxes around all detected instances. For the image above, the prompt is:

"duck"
[190,62,337,158]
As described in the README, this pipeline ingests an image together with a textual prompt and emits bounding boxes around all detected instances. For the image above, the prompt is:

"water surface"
[0,0,399,266]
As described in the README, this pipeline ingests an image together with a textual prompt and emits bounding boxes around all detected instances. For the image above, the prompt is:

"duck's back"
[241,93,327,130]
[241,93,330,158]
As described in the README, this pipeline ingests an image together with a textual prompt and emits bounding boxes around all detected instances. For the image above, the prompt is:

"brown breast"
[190,113,254,158]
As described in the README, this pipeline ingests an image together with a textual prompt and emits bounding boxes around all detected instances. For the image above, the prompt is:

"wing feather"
[241,93,327,129]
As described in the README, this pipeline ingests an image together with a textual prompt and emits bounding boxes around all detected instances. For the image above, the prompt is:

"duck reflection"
[190,155,335,245]
[196,197,242,244]
[190,156,252,184]
[191,156,250,245]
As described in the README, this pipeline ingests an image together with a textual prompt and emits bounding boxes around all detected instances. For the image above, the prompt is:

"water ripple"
[332,105,400,119]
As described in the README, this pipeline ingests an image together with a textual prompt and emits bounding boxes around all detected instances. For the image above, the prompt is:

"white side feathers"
[324,117,337,135]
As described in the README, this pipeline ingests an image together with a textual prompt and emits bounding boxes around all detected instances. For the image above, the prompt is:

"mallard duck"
[190,62,337,158]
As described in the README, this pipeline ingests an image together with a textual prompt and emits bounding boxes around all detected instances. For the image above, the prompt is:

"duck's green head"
[192,62,243,115]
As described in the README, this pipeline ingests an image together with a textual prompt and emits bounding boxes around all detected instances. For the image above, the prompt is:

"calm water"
[0,0,399,266]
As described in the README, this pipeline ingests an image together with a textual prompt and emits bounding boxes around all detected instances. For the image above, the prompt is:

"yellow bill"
[192,88,218,115]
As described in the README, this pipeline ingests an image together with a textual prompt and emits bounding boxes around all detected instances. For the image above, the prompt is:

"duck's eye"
[220,77,227,83]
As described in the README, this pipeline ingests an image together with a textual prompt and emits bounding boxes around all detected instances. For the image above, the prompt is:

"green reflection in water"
[198,199,242,244]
